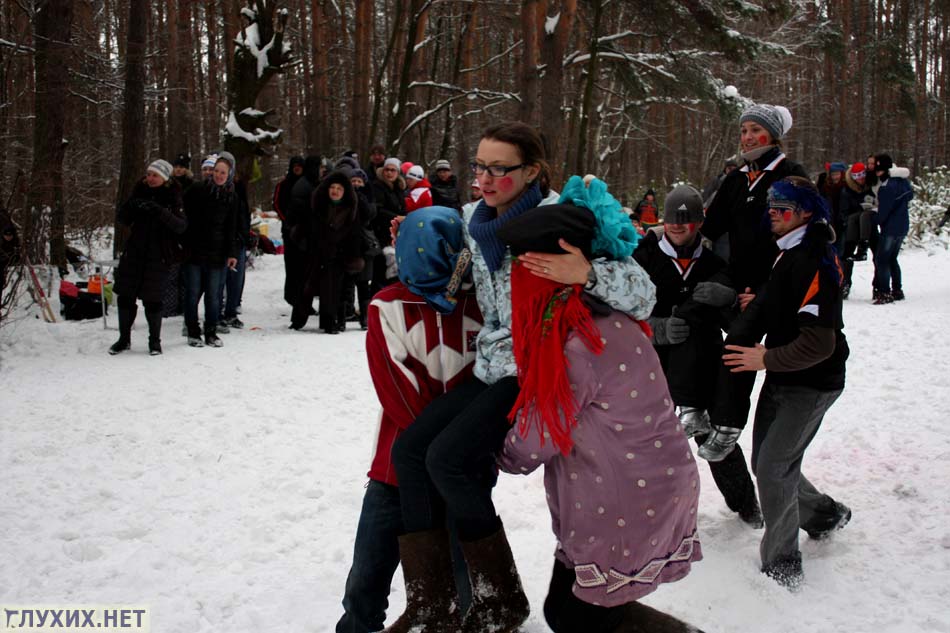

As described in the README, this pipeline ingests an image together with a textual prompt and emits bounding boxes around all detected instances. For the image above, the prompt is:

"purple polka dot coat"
[498,311,702,607]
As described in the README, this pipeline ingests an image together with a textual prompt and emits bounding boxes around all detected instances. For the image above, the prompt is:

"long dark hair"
[481,122,551,196]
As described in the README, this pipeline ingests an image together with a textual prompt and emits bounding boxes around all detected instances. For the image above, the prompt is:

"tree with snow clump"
[223,0,293,182]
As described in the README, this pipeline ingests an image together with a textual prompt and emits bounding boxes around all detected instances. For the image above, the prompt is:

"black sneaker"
[226,316,244,329]
[205,333,224,347]
[804,502,851,540]
[216,321,230,334]
[872,290,893,305]
[891,289,905,301]
[108,338,131,355]
[148,341,162,355]
[739,500,765,529]
[188,336,204,348]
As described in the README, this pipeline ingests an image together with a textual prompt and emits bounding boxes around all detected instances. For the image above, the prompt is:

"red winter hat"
[401,161,413,176]
[851,162,866,178]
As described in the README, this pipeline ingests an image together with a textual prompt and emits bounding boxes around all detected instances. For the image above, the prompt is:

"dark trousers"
[339,272,371,327]
[369,253,389,296]
[543,559,624,632]
[693,433,758,515]
[391,376,519,541]
[873,234,905,292]
[282,230,306,308]
[183,263,225,333]
[335,480,472,633]
[218,247,246,319]
[751,383,843,568]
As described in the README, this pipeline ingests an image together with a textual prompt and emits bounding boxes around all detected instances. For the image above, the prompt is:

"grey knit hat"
[147,159,173,182]
[435,159,451,171]
[663,185,705,225]
[739,104,793,141]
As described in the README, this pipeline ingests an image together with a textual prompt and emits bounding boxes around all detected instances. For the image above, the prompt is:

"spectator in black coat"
[339,168,378,330]
[110,159,187,356]
[290,170,364,333]
[283,155,322,310]
[370,157,407,293]
[429,159,462,211]
[181,152,240,348]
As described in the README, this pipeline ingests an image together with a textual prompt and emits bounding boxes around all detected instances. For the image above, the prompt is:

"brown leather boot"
[384,529,462,633]
[460,521,530,633]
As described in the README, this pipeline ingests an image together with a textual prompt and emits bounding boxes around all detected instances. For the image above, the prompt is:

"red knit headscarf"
[507,259,605,455]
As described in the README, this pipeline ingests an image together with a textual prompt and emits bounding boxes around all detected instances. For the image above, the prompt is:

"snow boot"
[677,407,711,439]
[108,303,137,355]
[853,241,869,261]
[145,308,163,356]
[738,497,764,529]
[803,501,851,540]
[841,282,851,300]
[459,521,530,633]
[891,288,905,301]
[204,322,223,347]
[762,553,804,592]
[697,425,742,462]
[872,289,893,305]
[383,529,462,633]
[612,601,708,633]
[186,321,204,347]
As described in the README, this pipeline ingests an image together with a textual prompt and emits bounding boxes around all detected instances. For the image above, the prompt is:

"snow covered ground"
[2,246,949,633]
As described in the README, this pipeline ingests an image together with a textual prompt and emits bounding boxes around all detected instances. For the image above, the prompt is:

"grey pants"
[751,383,843,568]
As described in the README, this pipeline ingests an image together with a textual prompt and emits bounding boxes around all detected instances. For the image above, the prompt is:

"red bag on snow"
[59,280,80,299]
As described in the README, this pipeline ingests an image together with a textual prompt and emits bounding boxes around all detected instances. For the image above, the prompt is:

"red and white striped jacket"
[365,282,483,486]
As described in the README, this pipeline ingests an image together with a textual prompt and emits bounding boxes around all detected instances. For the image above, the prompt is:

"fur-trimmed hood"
[889,166,910,180]
[844,167,868,193]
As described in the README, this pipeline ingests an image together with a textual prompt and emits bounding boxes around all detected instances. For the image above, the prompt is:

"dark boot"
[697,425,741,462]
[872,289,893,305]
[612,602,707,633]
[762,552,804,592]
[109,303,137,355]
[145,308,163,355]
[853,241,869,261]
[204,322,223,347]
[460,521,530,633]
[384,529,462,633]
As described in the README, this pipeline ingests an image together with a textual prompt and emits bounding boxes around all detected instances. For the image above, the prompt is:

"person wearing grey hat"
[633,185,762,527]
[698,104,809,461]
[430,159,462,211]
[110,160,187,356]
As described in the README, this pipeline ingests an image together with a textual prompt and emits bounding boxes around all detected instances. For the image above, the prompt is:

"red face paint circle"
[782,211,793,222]
[687,223,696,231]
[758,135,769,146]
[497,176,515,193]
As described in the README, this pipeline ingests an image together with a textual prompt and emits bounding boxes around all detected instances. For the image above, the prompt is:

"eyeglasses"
[469,162,525,177]
[382,167,398,173]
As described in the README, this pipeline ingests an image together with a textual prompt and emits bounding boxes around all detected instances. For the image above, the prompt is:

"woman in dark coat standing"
[182,152,240,348]
[110,159,186,355]
[370,158,407,294]
[290,169,363,333]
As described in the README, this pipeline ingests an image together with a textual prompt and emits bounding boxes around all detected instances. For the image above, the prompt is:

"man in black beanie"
[634,185,763,527]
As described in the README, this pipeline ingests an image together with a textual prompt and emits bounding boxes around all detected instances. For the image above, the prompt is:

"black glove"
[692,281,736,308]
[648,315,690,345]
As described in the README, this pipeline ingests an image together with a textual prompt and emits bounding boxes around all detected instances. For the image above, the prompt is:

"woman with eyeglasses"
[385,121,657,632]
[370,158,407,294]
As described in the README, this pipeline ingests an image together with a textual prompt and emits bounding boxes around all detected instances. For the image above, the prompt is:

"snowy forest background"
[2,0,950,269]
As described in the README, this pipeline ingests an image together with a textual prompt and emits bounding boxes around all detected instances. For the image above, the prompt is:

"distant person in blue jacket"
[872,154,913,304]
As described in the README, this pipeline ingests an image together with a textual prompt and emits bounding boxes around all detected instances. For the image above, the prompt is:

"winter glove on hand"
[692,281,736,308]
[648,316,690,345]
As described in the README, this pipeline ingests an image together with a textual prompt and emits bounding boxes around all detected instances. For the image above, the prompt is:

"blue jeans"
[218,248,246,319]
[873,234,904,292]
[183,263,225,333]
[336,480,472,633]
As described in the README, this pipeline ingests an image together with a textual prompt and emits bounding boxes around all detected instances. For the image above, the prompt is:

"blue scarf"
[468,183,543,272]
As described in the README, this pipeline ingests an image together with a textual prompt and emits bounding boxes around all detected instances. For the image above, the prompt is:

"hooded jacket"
[295,170,363,275]
[876,167,913,236]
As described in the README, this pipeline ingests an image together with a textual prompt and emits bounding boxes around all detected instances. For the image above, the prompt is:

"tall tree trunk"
[518,0,539,124]
[26,0,74,266]
[114,0,148,256]
[539,0,577,184]
[573,0,602,175]
[351,0,373,154]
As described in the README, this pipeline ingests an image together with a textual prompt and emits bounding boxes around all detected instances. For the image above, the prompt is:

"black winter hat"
[663,185,705,225]
[875,153,893,173]
[174,153,191,168]
[495,204,596,259]
[303,155,323,180]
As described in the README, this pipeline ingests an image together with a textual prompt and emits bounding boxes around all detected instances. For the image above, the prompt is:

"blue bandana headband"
[767,179,830,224]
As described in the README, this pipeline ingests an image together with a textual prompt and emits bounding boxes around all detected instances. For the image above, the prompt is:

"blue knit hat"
[395,207,472,314]
[829,161,847,173]
[767,178,830,224]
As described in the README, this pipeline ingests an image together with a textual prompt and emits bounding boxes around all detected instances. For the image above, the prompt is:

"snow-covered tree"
[223,0,293,181]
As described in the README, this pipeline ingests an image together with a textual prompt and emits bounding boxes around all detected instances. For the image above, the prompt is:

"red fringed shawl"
[507,260,605,455]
